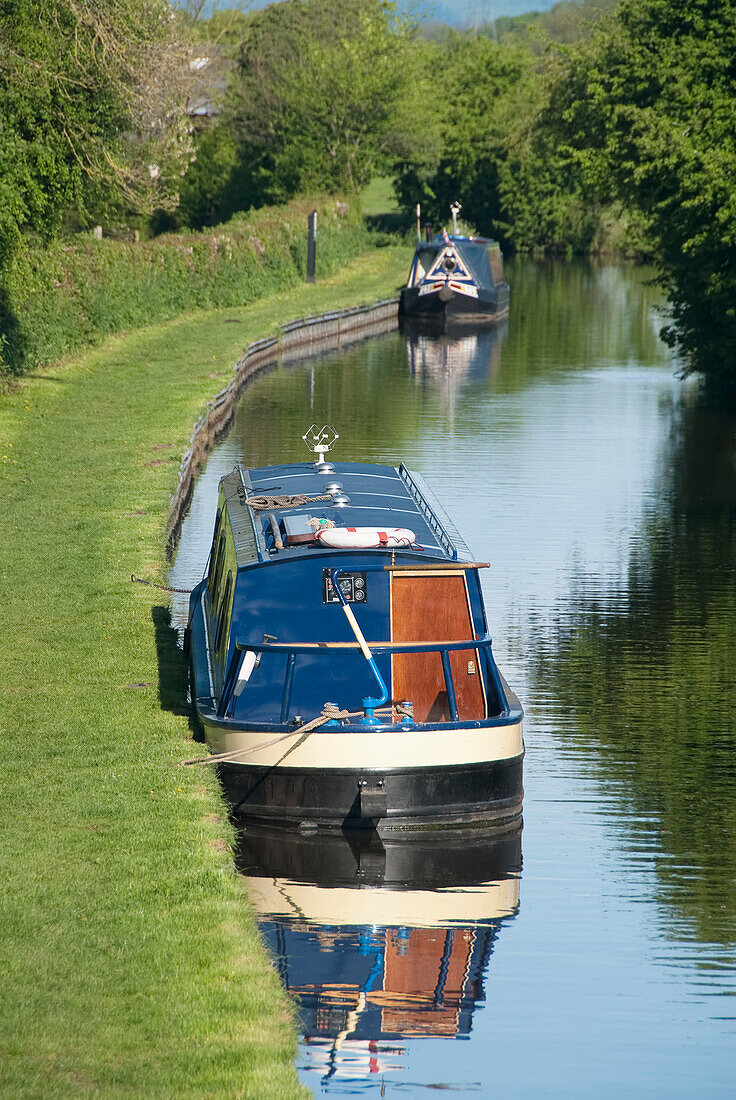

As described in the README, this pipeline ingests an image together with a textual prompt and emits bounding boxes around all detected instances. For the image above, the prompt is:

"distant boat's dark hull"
[400,283,509,323]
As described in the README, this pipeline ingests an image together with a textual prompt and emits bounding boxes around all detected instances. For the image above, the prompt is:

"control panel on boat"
[322,570,367,604]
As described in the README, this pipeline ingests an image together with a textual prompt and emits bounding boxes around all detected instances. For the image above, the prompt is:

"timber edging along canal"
[167,296,399,552]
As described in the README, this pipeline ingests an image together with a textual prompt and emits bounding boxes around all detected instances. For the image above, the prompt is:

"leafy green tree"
[395,33,551,241]
[402,8,619,251]
[495,42,629,255]
[496,125,604,254]
[225,0,439,207]
[493,0,618,48]
[173,124,241,230]
[542,0,736,385]
[394,28,639,254]
[0,0,193,258]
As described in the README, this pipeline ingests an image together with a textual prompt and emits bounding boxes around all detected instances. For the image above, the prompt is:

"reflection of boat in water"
[237,825,521,1079]
[402,319,507,394]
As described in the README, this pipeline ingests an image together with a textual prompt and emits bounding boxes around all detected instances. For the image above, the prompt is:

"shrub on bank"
[0,196,369,376]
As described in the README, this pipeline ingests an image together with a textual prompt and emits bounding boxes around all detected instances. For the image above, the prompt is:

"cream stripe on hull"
[245,877,520,926]
[204,719,523,770]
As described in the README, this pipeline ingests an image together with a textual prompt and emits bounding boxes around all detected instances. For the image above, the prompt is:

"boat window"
[210,531,226,607]
[207,508,223,590]
[415,247,438,273]
[215,571,233,658]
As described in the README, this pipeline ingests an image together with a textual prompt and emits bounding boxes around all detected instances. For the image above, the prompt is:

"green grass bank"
[0,244,408,1097]
[0,195,370,378]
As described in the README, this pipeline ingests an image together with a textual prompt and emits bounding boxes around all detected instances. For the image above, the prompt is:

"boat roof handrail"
[233,633,493,655]
[398,465,472,561]
[220,467,267,565]
[383,561,489,571]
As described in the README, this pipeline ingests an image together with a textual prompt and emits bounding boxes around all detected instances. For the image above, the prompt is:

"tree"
[542,0,736,386]
[393,28,635,253]
[173,123,241,230]
[225,0,439,207]
[495,39,624,254]
[394,33,542,240]
[493,0,618,48]
[0,0,194,257]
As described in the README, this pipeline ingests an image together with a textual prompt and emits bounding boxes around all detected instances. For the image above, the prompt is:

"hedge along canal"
[0,195,372,378]
[0,244,408,1097]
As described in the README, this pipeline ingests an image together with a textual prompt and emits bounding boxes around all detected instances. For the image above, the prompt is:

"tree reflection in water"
[529,384,736,948]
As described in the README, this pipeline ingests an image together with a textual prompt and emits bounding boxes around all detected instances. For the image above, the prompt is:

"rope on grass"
[131,574,193,594]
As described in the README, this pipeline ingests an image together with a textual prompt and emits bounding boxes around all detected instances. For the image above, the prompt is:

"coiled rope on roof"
[246,493,332,510]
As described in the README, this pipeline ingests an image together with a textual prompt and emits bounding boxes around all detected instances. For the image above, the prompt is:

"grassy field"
[360,176,400,216]
[360,176,413,238]
[0,244,409,1097]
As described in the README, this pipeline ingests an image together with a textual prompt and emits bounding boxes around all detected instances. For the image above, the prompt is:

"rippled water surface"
[170,258,736,1097]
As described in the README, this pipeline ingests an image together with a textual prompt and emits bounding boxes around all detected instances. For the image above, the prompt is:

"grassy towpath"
[0,244,408,1097]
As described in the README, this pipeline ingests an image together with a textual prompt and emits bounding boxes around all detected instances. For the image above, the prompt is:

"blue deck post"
[440,649,460,721]
[280,652,296,723]
[330,568,389,724]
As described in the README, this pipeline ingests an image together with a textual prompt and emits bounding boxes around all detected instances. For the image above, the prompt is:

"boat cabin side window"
[411,246,439,284]
[210,530,227,609]
[215,571,233,659]
[207,508,223,590]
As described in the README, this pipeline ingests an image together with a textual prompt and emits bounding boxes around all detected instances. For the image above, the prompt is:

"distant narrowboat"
[400,203,509,324]
[186,426,523,832]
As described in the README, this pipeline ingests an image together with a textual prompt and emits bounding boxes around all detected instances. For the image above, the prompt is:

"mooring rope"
[245,493,332,510]
[179,701,414,766]
[131,574,193,594]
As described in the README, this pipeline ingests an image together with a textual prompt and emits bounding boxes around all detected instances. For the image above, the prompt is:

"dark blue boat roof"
[222,461,473,568]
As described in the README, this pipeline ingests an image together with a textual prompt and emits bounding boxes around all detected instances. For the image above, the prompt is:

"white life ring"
[315,526,416,549]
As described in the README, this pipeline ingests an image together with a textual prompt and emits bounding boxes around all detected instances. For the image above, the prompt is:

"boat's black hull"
[220,755,524,834]
[399,283,509,323]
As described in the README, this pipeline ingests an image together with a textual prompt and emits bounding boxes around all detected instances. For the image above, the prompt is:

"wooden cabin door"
[391,572,486,722]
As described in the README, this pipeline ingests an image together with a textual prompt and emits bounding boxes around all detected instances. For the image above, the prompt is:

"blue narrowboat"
[400,204,509,325]
[186,427,523,832]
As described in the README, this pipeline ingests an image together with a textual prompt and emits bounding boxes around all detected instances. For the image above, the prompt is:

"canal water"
[169,258,736,1097]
